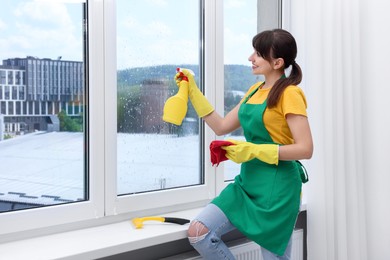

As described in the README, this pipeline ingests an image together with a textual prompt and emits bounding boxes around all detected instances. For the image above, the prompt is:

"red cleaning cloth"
[210,140,234,166]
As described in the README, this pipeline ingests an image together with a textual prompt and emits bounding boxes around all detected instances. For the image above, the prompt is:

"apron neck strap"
[243,82,265,103]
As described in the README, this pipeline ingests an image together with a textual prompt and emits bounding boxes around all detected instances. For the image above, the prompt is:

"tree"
[58,110,82,132]
[117,85,142,133]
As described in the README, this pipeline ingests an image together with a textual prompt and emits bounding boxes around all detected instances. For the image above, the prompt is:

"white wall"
[360,0,390,258]
[289,0,390,259]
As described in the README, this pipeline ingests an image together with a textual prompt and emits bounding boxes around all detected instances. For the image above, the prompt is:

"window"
[12,86,17,100]
[0,0,283,244]
[7,71,13,85]
[115,0,202,196]
[19,86,25,100]
[0,71,6,84]
[8,102,13,115]
[1,102,5,115]
[0,0,87,212]
[16,101,21,114]
[4,86,9,100]
[104,0,214,216]
[15,71,21,85]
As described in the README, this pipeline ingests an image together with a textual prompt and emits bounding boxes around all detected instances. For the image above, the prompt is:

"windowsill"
[0,204,307,260]
[0,208,202,260]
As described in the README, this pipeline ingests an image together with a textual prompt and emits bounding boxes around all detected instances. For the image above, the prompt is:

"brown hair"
[252,29,302,108]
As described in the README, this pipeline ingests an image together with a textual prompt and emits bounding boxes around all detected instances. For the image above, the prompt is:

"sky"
[117,0,257,69]
[0,0,85,62]
[0,0,257,69]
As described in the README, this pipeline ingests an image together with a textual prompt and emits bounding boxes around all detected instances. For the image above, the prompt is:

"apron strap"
[242,82,265,104]
[296,160,309,183]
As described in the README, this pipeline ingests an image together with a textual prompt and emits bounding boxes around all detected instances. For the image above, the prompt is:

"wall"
[289,0,390,259]
[360,0,390,258]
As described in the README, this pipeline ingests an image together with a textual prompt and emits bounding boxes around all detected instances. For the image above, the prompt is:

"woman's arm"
[278,114,313,161]
[202,103,241,136]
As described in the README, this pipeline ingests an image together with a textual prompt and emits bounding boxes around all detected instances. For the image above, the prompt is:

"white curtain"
[289,0,390,259]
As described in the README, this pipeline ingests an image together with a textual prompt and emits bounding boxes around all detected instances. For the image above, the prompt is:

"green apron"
[212,85,302,256]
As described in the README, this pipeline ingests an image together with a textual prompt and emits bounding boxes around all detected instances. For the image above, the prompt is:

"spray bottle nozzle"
[176,68,195,82]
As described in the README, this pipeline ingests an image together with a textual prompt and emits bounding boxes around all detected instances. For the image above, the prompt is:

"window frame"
[0,0,283,242]
[0,0,105,240]
[103,0,218,216]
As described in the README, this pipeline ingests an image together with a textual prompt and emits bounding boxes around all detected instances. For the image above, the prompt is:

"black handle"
[164,217,190,225]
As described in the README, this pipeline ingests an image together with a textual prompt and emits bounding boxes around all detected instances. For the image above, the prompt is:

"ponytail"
[267,61,302,108]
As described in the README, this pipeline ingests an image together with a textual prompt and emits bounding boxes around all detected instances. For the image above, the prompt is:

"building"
[140,78,169,134]
[0,56,84,135]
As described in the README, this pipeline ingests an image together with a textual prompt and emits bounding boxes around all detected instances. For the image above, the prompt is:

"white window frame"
[103,0,218,216]
[0,0,284,242]
[0,0,105,240]
[212,0,227,195]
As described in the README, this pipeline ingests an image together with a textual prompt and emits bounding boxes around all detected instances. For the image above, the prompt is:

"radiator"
[163,229,303,260]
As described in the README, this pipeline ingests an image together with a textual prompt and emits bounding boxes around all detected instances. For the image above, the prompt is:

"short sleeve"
[280,86,308,117]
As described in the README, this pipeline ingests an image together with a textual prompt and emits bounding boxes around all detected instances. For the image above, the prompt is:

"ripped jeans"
[188,203,293,260]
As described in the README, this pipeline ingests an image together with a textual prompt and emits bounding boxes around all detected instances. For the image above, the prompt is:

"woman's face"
[248,49,273,75]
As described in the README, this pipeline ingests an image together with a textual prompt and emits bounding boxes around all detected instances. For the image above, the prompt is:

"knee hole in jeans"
[188,221,209,244]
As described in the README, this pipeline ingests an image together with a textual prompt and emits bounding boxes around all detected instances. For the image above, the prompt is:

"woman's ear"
[273,58,285,70]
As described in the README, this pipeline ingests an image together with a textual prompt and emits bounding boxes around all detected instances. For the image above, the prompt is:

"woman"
[176,29,313,259]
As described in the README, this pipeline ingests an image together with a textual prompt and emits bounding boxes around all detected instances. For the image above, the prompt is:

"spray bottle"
[162,68,194,125]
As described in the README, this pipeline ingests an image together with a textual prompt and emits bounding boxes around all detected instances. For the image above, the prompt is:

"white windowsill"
[0,204,307,260]
[0,208,202,260]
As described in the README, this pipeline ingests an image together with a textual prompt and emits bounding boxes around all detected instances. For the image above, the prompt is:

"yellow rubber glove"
[175,69,214,117]
[222,139,279,165]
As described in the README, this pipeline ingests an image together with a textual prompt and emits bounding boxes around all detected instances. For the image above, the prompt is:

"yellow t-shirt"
[243,82,308,145]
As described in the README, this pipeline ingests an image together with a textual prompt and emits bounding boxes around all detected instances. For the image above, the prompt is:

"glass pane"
[224,0,261,181]
[0,0,87,212]
[116,0,202,195]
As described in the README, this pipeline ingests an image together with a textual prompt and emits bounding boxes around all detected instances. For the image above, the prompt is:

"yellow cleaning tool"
[162,68,192,125]
[131,216,190,229]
